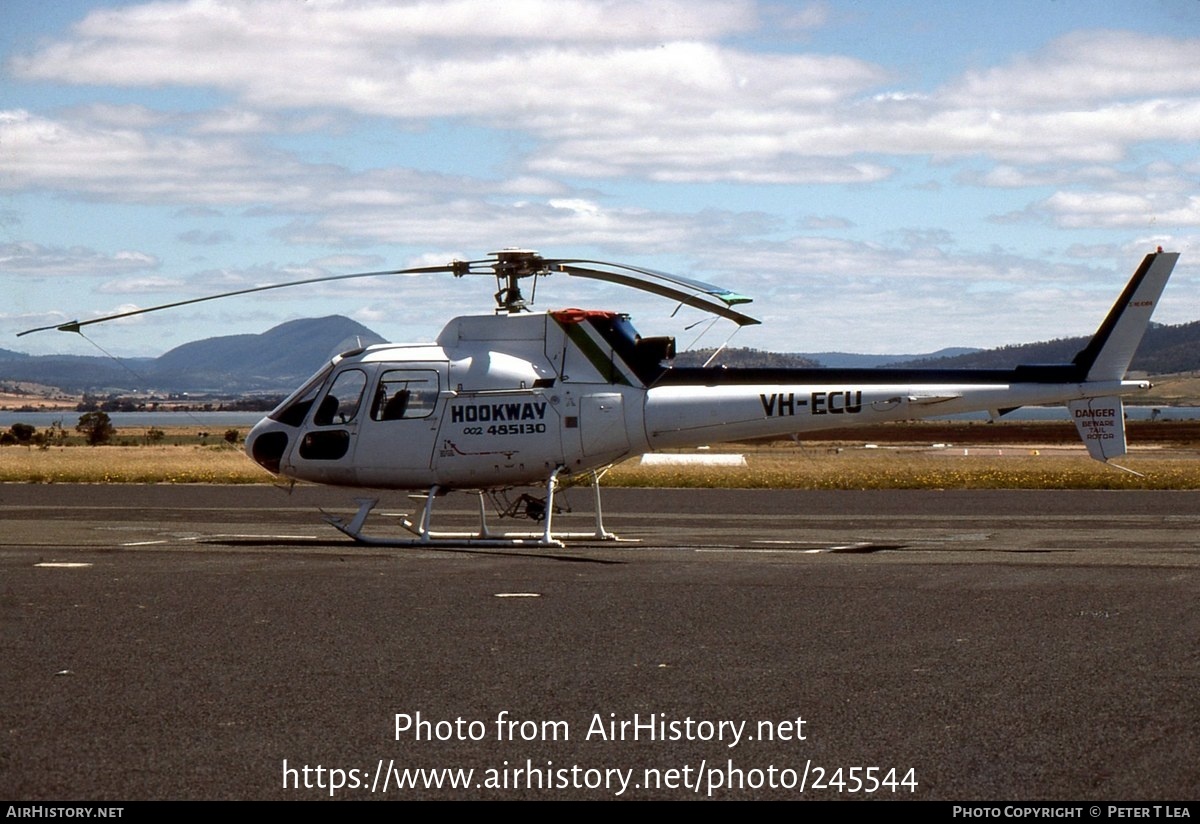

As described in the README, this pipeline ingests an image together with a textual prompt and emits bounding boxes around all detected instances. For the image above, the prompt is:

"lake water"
[0,411,268,429]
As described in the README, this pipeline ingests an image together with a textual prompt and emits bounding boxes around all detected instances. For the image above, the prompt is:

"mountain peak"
[152,315,388,391]
[1,316,387,394]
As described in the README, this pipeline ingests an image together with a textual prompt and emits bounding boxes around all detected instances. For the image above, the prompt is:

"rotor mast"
[488,248,546,314]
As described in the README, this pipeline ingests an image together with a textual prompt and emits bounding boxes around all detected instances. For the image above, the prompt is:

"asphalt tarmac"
[2,484,1197,800]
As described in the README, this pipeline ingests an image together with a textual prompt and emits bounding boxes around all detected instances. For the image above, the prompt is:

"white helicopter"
[20,247,1179,548]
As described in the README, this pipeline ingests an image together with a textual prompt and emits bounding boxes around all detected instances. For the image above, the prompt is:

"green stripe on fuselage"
[559,320,634,386]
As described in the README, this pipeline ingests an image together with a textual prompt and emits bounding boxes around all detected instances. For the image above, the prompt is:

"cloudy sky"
[3,0,1199,359]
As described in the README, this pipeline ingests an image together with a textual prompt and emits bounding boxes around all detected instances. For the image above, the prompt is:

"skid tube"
[321,468,631,548]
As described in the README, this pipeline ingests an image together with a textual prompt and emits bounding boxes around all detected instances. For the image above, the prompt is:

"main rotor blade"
[550,258,754,308]
[16,263,464,336]
[552,263,760,326]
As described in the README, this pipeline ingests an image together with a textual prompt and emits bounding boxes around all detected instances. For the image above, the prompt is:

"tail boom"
[643,379,1149,450]
[642,252,1175,465]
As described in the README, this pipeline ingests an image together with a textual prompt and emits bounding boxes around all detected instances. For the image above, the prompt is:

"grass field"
[604,447,1200,490]
[0,443,271,484]
[1,421,1198,488]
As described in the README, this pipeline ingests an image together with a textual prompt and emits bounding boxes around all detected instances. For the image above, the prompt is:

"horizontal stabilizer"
[1068,396,1126,462]
[907,393,963,405]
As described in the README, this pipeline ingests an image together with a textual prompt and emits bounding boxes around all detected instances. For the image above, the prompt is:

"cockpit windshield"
[268,362,335,426]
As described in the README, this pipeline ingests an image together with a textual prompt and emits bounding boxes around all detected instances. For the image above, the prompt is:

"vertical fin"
[1068,396,1126,462]
[1072,252,1178,381]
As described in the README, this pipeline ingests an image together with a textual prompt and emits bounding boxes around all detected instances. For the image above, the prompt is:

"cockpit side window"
[371,370,440,420]
[314,369,368,426]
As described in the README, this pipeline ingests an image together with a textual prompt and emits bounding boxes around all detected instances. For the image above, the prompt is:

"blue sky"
[3,0,1199,358]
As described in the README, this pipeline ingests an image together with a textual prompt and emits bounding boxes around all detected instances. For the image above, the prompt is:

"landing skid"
[321,469,633,548]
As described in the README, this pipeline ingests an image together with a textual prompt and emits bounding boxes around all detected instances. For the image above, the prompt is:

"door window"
[371,370,440,420]
[314,369,367,426]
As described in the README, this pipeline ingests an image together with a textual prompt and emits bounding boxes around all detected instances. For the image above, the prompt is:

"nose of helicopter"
[245,417,289,474]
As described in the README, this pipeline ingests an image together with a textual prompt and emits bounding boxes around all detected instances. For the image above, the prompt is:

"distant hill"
[674,347,819,368]
[0,316,386,394]
[0,353,156,394]
[152,316,386,391]
[674,347,979,369]
[804,348,979,368]
[894,321,1200,374]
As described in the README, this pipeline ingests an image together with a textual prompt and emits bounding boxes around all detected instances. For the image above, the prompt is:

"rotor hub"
[488,248,544,275]
[488,248,546,313]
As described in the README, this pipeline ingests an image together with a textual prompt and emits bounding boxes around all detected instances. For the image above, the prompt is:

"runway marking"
[495,592,541,598]
[698,547,823,554]
[35,562,93,568]
[121,534,320,545]
[205,534,320,540]
[749,540,868,553]
[732,541,898,554]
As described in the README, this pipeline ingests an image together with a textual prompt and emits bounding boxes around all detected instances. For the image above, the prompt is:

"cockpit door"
[288,366,370,484]
[353,364,449,487]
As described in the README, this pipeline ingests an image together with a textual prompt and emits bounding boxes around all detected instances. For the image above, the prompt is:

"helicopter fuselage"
[243,299,1153,490]
[246,310,652,488]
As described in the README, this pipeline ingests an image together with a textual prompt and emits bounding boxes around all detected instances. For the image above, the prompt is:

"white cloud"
[178,230,234,245]
[0,242,160,277]
[774,1,830,31]
[0,109,559,215]
[6,2,886,183]
[946,31,1200,108]
[0,109,275,204]
[1039,192,1200,229]
[687,237,1186,352]
[270,194,783,259]
[9,5,1200,186]
[10,0,760,93]
[98,276,186,294]
[799,215,853,230]
[194,109,275,134]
